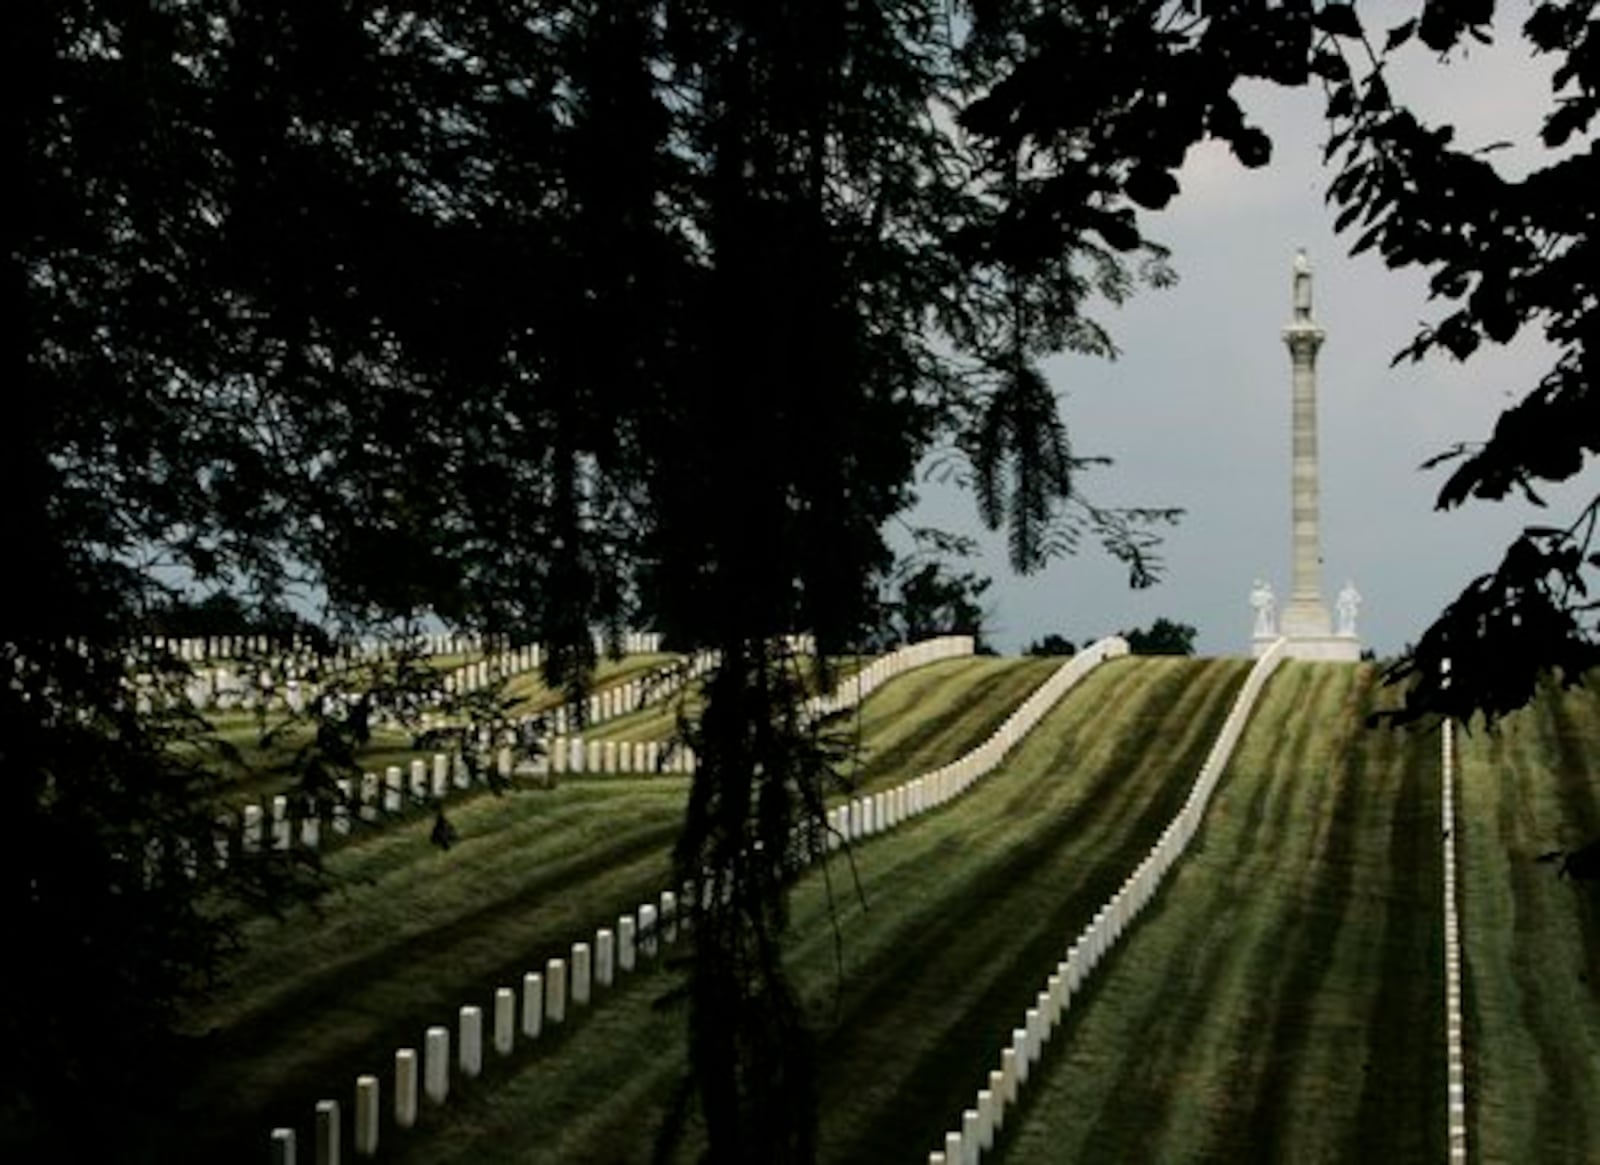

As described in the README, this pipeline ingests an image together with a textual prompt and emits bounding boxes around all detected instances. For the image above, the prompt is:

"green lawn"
[1455,679,1600,1163]
[162,652,1064,1160]
[375,657,1248,1163]
[997,662,1446,1164]
[157,657,1599,1165]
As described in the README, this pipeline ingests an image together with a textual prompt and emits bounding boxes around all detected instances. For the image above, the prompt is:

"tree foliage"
[1121,617,1199,656]
[955,0,1597,726]
[12,2,1184,1158]
[1025,632,1079,656]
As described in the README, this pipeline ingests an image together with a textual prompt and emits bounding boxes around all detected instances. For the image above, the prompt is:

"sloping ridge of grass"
[374,657,1252,1163]
[160,653,1071,1162]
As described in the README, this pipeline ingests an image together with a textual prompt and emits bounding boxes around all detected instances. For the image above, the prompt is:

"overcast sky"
[909,9,1591,659]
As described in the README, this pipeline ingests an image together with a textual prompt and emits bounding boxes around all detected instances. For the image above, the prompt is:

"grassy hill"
[155,656,1598,1164]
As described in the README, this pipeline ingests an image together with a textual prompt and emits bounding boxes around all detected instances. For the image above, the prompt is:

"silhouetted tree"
[1025,633,1078,656]
[11,3,1178,1160]
[875,560,995,651]
[1121,617,1199,656]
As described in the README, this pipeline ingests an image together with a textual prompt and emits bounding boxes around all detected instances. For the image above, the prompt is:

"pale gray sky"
[910,11,1592,658]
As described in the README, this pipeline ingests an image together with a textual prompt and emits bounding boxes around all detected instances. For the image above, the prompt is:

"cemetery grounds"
[164,649,1598,1163]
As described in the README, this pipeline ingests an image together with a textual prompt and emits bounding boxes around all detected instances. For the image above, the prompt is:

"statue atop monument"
[1250,579,1277,638]
[1292,247,1313,321]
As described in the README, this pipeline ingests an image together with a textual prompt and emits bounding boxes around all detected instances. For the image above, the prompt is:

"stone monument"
[1253,250,1360,661]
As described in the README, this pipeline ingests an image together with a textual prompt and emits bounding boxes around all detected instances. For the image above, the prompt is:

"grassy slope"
[998,662,1447,1164]
[163,653,1048,1160]
[831,655,1060,796]
[1456,680,1600,1163]
[380,657,1249,1164]
[579,654,879,745]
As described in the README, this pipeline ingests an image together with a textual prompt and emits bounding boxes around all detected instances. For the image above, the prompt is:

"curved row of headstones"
[206,651,722,869]
[803,635,977,721]
[926,639,1289,1165]
[261,637,1110,1160]
[818,637,1127,848]
[267,890,685,1164]
[140,630,665,665]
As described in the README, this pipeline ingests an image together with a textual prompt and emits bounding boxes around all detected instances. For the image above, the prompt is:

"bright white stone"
[619,915,637,971]
[394,1049,418,1128]
[269,1127,296,1165]
[521,972,543,1039]
[354,1075,379,1156]
[424,1026,450,1104]
[545,957,567,1024]
[494,988,515,1056]
[571,942,592,1007]
[459,1006,482,1078]
[315,1099,339,1165]
[639,903,659,958]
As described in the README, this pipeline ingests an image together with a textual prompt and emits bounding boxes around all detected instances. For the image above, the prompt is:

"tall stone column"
[1281,249,1332,638]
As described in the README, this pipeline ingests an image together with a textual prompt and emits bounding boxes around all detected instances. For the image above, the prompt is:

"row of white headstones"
[221,637,978,866]
[927,641,1292,1165]
[1442,709,1468,1163]
[210,650,721,868]
[259,634,984,1162]
[141,631,666,664]
[137,632,673,715]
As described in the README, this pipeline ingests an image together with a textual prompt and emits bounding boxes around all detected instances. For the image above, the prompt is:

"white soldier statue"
[1336,580,1362,637]
[1250,578,1277,637]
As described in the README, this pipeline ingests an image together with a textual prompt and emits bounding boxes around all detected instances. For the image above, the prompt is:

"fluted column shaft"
[1281,322,1330,636]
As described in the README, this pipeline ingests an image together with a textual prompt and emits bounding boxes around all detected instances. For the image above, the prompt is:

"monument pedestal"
[1283,634,1360,662]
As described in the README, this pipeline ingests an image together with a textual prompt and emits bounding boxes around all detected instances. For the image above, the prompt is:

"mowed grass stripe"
[998,662,1445,1164]
[382,658,1249,1163]
[1456,679,1600,1164]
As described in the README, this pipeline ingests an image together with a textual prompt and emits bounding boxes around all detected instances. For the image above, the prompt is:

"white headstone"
[619,915,637,972]
[270,1127,296,1165]
[545,957,566,1024]
[660,890,678,944]
[521,972,543,1039]
[639,903,658,959]
[596,928,615,988]
[334,779,353,835]
[395,1048,418,1128]
[494,987,515,1056]
[571,942,592,1007]
[243,804,264,852]
[459,1006,482,1078]
[315,1099,340,1165]
[424,1026,450,1104]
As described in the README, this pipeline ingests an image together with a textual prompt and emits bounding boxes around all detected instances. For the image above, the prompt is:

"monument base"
[1254,633,1361,662]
